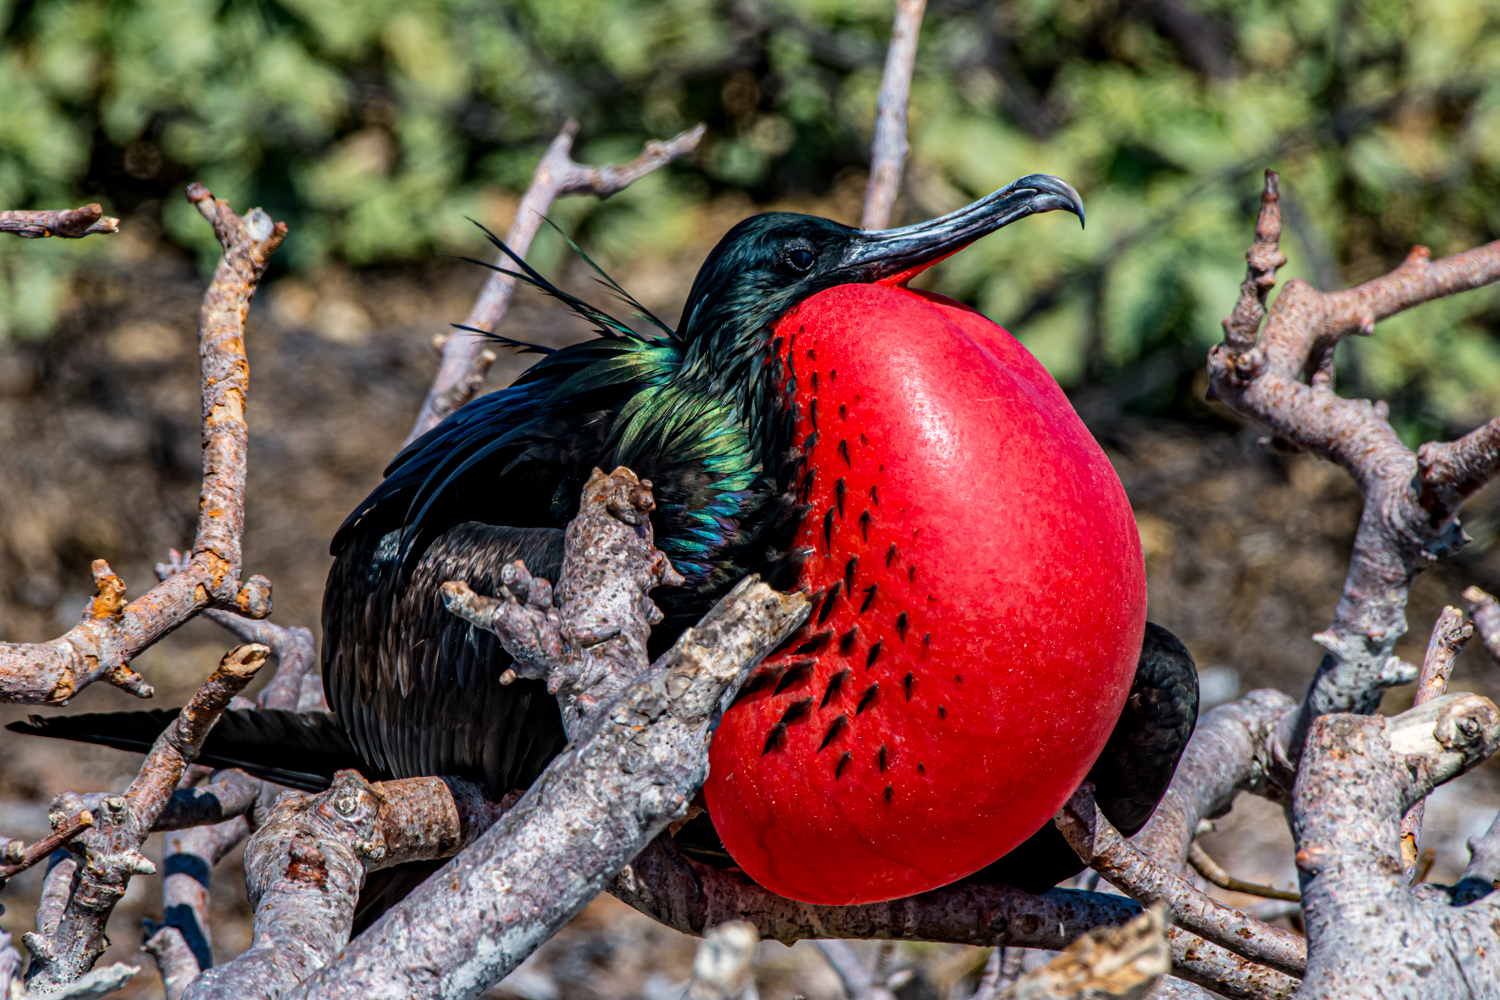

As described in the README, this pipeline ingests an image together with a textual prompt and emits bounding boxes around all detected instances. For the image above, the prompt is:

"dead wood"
[0,204,119,238]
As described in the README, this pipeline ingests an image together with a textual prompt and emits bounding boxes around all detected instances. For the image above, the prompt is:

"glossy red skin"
[702,283,1146,905]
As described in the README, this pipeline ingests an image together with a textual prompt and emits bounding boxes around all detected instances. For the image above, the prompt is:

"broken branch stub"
[0,204,120,238]
[0,186,284,706]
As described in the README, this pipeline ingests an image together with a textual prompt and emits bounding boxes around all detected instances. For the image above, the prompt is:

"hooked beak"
[837,174,1084,287]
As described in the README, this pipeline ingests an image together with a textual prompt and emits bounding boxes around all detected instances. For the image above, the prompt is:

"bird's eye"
[784,246,815,272]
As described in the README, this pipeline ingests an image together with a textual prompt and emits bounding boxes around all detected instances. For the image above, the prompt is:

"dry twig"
[406,122,704,444]
[611,835,1296,1000]
[1208,169,1500,777]
[0,186,285,705]
[1186,843,1299,903]
[862,0,926,231]
[22,644,268,991]
[1399,606,1472,871]
[0,204,119,238]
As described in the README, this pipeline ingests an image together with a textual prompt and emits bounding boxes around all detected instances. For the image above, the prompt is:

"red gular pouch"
[703,283,1146,905]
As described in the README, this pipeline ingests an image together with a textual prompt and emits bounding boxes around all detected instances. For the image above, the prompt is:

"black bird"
[14,175,1197,903]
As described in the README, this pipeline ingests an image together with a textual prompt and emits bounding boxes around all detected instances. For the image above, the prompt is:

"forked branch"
[1208,169,1500,774]
[0,186,285,705]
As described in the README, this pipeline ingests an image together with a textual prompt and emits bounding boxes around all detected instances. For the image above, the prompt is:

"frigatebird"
[15,174,1196,908]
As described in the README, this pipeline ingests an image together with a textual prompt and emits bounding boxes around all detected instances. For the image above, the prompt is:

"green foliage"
[4,0,1500,434]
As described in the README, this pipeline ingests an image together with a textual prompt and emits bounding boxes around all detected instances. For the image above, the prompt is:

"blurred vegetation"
[4,0,1500,438]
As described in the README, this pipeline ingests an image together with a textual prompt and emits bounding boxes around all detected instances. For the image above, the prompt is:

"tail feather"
[7,709,368,792]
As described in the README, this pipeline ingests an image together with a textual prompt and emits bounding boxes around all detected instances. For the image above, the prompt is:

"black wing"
[7,708,362,792]
[322,520,570,797]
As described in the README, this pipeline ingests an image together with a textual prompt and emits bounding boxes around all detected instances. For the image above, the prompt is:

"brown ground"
[3,226,1500,997]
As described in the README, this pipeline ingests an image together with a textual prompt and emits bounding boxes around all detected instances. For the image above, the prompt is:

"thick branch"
[23,644,267,991]
[406,122,704,443]
[0,204,119,238]
[1055,786,1306,979]
[862,0,926,231]
[1207,169,1500,774]
[1292,695,1500,996]
[0,187,284,705]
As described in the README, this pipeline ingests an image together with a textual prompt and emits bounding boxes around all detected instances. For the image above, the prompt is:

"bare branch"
[1219,170,1287,353]
[993,905,1168,1000]
[613,837,1298,1000]
[1208,170,1500,774]
[0,813,93,885]
[22,644,267,991]
[815,940,895,1000]
[406,122,705,444]
[862,0,926,231]
[1399,606,1471,871]
[0,204,119,238]
[143,818,250,999]
[1055,786,1306,979]
[0,186,285,705]
[1186,843,1299,902]
[154,768,264,831]
[1131,688,1295,870]
[1291,695,1500,995]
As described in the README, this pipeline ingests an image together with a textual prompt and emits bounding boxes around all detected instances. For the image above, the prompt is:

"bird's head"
[676,173,1084,372]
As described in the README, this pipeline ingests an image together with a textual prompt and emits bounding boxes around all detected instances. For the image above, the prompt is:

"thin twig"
[0,814,93,885]
[1186,843,1299,903]
[406,122,704,444]
[0,186,285,705]
[0,204,119,238]
[862,0,926,231]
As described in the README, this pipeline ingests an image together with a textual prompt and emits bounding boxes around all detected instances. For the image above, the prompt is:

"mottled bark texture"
[406,123,704,444]
[0,813,93,886]
[23,644,267,991]
[993,905,1168,1000]
[0,186,285,705]
[1292,694,1500,997]
[1209,170,1500,775]
[0,203,118,238]
[143,819,249,1000]
[610,835,1296,1000]
[861,0,926,231]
